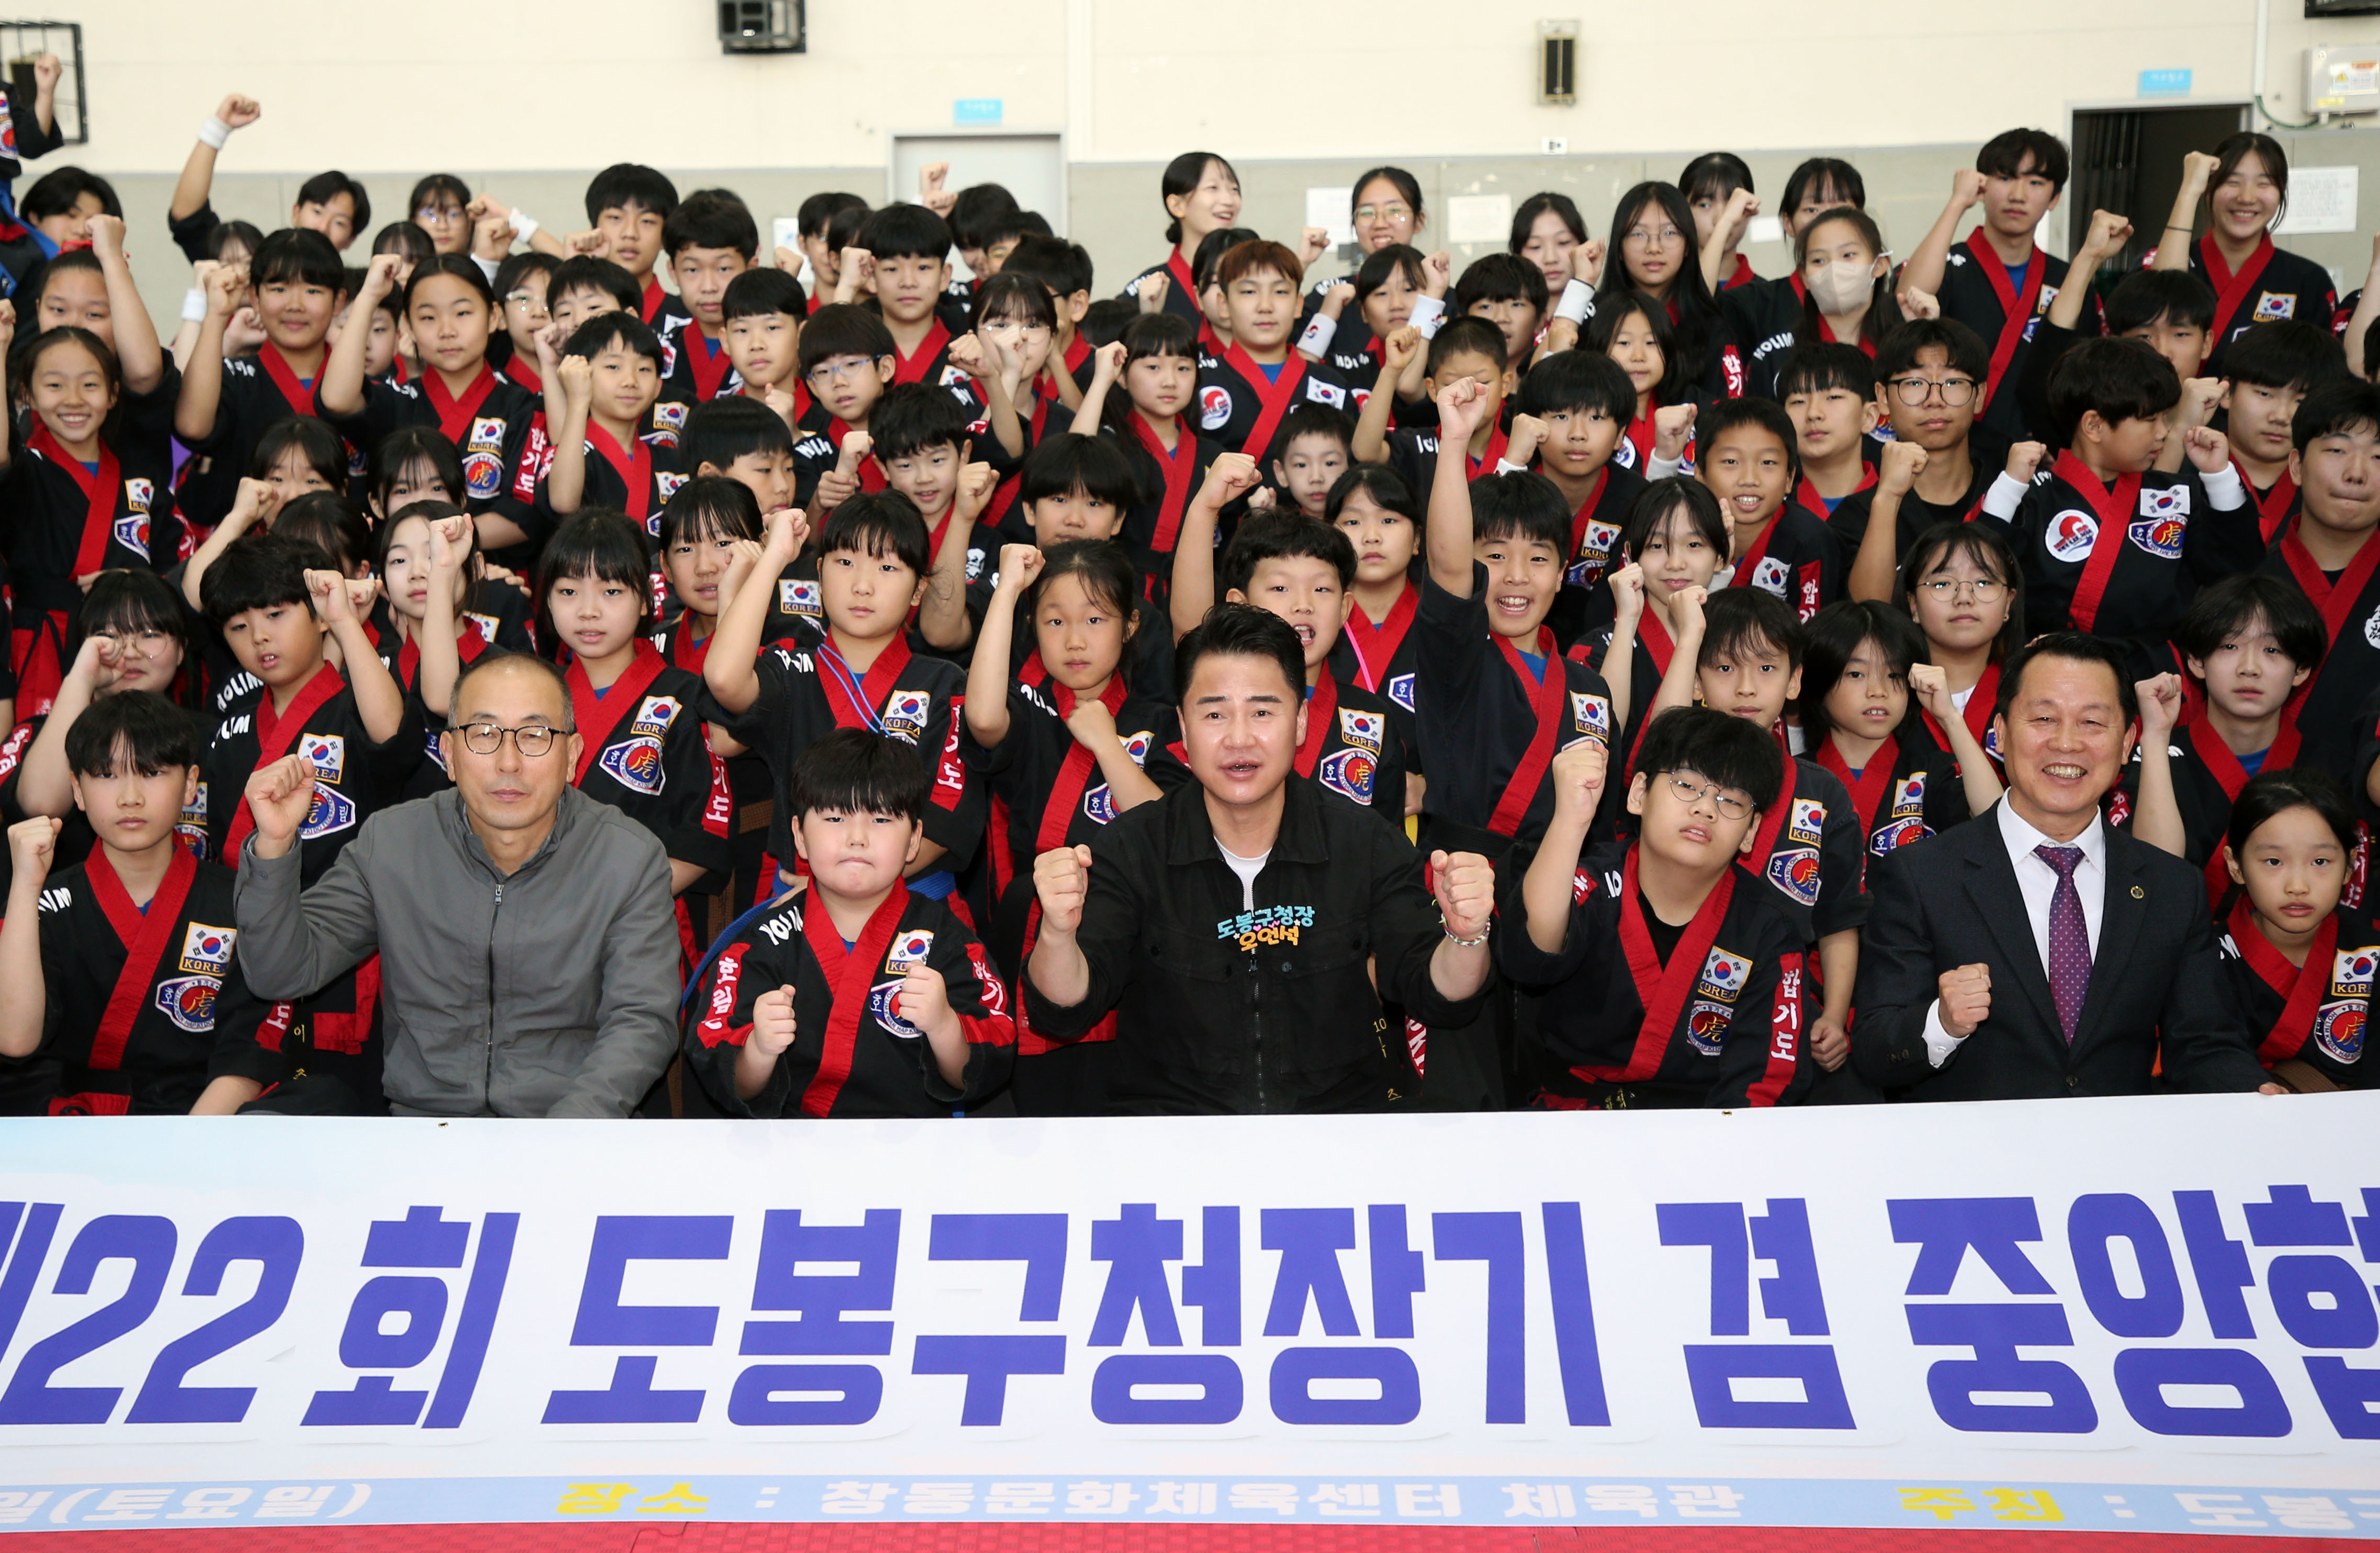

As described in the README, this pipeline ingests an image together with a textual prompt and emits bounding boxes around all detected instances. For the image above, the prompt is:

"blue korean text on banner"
[953,99,1002,126]
[2138,69,2193,98]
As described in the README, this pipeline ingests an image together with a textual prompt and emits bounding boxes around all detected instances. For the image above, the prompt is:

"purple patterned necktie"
[2036,843,2090,1043]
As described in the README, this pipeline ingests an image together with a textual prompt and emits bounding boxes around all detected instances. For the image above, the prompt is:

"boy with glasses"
[1835,319,2002,601]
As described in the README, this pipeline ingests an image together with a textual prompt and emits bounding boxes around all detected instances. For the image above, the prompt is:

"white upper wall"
[53,0,2380,174]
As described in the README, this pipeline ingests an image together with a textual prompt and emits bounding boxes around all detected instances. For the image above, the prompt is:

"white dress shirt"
[1923,801,2108,1066]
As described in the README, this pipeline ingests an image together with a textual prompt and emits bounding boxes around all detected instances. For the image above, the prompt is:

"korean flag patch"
[656,470,690,503]
[599,735,667,795]
[885,928,935,973]
[299,734,346,784]
[2252,291,2296,321]
[1697,946,1752,1003]
[1338,708,1385,754]
[125,478,153,513]
[179,923,236,975]
[1569,691,1610,741]
[781,578,822,623]
[881,689,931,743]
[1750,556,1790,598]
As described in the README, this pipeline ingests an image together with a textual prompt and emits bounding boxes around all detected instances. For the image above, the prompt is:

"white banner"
[0,1098,2375,1538]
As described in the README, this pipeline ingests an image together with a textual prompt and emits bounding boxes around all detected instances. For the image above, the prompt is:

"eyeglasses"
[415,205,467,227]
[1623,226,1684,247]
[1664,771,1753,821]
[806,358,875,385]
[1917,578,2007,602]
[1889,376,1979,407]
[1353,203,1413,223]
[504,290,549,315]
[459,722,567,757]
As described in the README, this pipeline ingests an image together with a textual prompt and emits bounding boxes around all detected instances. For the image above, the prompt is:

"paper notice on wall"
[1447,193,1513,245]
[1304,187,1353,248]
[2274,166,2358,234]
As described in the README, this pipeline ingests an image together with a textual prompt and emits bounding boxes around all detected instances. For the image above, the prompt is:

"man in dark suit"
[1852,633,2281,1100]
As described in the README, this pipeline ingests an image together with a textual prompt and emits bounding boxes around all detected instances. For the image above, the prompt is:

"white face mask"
[1806,258,1876,314]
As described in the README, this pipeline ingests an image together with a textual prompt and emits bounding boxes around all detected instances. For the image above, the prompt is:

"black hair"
[947,183,1020,253]
[815,490,931,579]
[1783,158,1866,221]
[2293,375,2380,451]
[789,726,929,823]
[1028,538,1140,624]
[296,170,371,234]
[1897,522,2027,665]
[1679,153,1754,205]
[868,381,975,463]
[854,203,953,265]
[1192,226,1260,291]
[1221,514,1357,596]
[1993,632,2139,728]
[28,246,99,309]
[1081,298,1138,348]
[21,166,119,224]
[1620,476,1728,560]
[206,219,265,263]
[1776,341,1877,402]
[2204,133,2289,227]
[663,188,759,260]
[402,252,497,314]
[824,200,872,258]
[1471,470,1571,553]
[797,190,867,241]
[721,265,808,323]
[2223,320,2347,392]
[1976,128,2071,194]
[1020,432,1138,513]
[1516,347,1637,424]
[1175,601,1304,705]
[658,476,762,551]
[972,271,1059,331]
[200,533,323,626]
[407,173,470,221]
[1120,310,1199,364]
[1000,234,1094,300]
[1634,705,1785,811]
[1351,167,1425,227]
[370,221,436,271]
[548,255,641,316]
[584,163,679,226]
[1797,600,1926,741]
[1582,288,1687,408]
[1269,403,1353,466]
[68,570,198,707]
[682,394,796,473]
[274,492,371,576]
[249,227,346,295]
[2104,269,2217,336]
[1353,243,1428,312]
[1874,316,1992,387]
[376,499,476,585]
[494,249,559,305]
[1427,315,1514,380]
[797,302,897,377]
[1699,397,1799,475]
[64,690,198,780]
[2046,335,2182,444]
[1452,252,1548,319]
[1324,463,1420,525]
[1508,192,1589,255]
[982,208,1054,256]
[1600,183,1722,373]
[1794,207,1899,350]
[250,415,347,491]
[9,327,117,439]
[2175,573,2327,674]
[536,508,652,651]
[369,426,464,513]
[2364,317,2380,387]
[562,311,663,367]
[360,272,403,325]
[2227,767,2359,859]
[1160,152,1239,246]
[1698,587,1806,672]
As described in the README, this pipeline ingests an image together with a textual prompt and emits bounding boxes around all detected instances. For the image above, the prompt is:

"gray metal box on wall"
[2307,43,2380,114]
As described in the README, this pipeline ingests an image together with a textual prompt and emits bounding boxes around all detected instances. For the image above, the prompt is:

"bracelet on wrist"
[1440,915,1490,949]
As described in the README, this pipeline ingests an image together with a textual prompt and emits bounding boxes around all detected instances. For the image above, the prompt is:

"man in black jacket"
[1852,633,2280,1100]
[1024,605,1496,1113]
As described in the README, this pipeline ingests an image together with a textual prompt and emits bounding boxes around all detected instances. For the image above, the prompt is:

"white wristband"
[1554,277,1594,324]
[1409,294,1447,339]
[510,211,541,243]
[182,288,209,322]
[196,117,231,150]
[1297,313,1337,356]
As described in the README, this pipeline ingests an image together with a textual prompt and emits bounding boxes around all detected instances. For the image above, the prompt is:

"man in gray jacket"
[234,651,679,1117]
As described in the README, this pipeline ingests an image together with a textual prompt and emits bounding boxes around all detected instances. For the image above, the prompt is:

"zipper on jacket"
[1248,956,1268,1115]
[484,880,503,1106]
